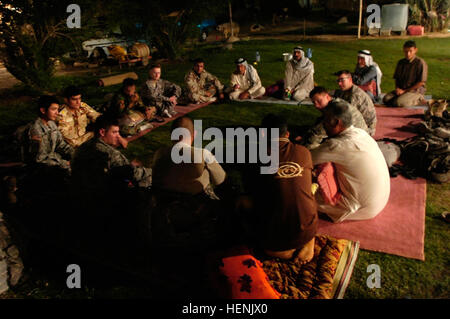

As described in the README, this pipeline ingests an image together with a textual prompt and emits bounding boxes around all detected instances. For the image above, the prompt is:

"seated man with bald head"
[151,116,227,248]
[310,100,390,223]
[152,116,226,199]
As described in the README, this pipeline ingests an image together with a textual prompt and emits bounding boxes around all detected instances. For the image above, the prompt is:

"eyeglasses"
[336,77,350,83]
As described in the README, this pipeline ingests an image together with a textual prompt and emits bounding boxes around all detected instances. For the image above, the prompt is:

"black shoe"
[150,117,165,123]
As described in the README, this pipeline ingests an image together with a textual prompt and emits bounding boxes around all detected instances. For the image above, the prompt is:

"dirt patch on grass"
[245,32,450,42]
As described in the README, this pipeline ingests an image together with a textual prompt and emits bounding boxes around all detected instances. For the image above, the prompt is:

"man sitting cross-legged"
[229,58,265,100]
[383,40,428,107]
[334,70,377,136]
[353,50,383,103]
[140,63,181,118]
[283,46,315,102]
[310,100,390,223]
[301,86,369,150]
[151,116,226,249]
[184,58,225,104]
[253,114,318,263]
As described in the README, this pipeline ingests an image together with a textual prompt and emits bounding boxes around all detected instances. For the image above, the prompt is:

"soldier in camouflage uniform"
[301,87,369,150]
[69,116,152,247]
[106,78,156,120]
[140,63,181,118]
[25,95,74,171]
[72,116,152,191]
[334,70,377,136]
[17,96,74,206]
[184,58,225,104]
[105,78,157,136]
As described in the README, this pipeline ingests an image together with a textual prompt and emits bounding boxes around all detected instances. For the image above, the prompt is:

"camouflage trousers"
[383,91,424,107]
[0,211,24,292]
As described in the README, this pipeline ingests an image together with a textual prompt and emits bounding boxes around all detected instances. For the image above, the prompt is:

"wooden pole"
[303,18,306,40]
[229,1,234,38]
[358,0,363,39]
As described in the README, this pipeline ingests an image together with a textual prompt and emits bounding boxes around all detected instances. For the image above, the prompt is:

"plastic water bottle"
[307,48,312,59]
[255,51,261,63]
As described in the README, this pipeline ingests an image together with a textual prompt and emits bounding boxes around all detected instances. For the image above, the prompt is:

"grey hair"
[324,100,353,128]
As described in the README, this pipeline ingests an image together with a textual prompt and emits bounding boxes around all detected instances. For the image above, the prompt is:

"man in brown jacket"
[256,114,318,263]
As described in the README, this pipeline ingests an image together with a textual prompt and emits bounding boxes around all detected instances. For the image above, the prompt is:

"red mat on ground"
[126,101,213,142]
[317,107,426,260]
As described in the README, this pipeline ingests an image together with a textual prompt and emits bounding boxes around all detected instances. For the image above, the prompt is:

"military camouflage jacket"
[26,117,74,169]
[184,69,224,102]
[57,102,101,147]
[106,90,147,119]
[334,85,377,136]
[72,137,152,188]
[303,98,369,150]
[140,79,181,108]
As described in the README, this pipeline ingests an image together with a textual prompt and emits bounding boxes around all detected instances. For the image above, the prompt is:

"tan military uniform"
[57,102,101,147]
[229,69,265,100]
[184,69,224,104]
[334,85,377,136]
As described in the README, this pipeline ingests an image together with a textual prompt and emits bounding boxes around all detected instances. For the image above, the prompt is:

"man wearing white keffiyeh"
[283,46,315,102]
[353,50,383,102]
[229,58,265,100]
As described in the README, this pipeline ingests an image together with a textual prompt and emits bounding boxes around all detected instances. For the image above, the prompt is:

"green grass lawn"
[0,37,449,299]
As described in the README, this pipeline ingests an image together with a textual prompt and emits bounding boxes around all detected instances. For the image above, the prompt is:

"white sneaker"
[163,109,172,118]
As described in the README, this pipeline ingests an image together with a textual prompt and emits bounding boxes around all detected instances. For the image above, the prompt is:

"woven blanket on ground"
[261,235,359,299]
[125,101,214,142]
[234,97,313,106]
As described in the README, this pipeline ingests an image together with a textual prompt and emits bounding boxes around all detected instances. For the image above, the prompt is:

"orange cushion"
[220,255,281,299]
[316,162,342,206]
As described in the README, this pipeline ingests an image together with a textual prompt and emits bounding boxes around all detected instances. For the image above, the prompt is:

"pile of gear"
[378,100,449,183]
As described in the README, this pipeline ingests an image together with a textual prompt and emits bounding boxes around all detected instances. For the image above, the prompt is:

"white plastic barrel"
[381,4,409,32]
